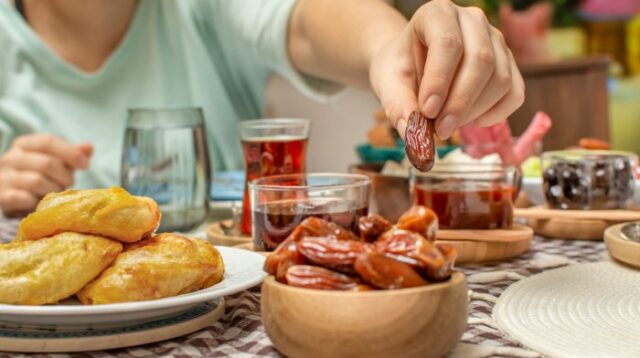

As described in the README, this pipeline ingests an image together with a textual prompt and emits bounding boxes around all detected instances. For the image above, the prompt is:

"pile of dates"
[264,206,456,291]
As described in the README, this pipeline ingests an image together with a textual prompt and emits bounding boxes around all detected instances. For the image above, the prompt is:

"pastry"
[0,232,122,305]
[16,187,160,243]
[77,233,224,304]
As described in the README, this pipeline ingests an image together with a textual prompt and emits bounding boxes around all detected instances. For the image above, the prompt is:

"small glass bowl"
[542,150,638,210]
[249,173,370,251]
[409,163,518,230]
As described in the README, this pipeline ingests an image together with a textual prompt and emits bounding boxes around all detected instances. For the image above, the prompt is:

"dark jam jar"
[542,150,637,210]
[410,164,518,230]
[249,173,370,251]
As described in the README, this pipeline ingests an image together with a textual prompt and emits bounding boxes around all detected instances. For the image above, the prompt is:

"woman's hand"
[369,0,525,140]
[0,134,93,216]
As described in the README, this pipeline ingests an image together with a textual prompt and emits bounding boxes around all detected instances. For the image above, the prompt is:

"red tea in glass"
[250,173,371,251]
[413,184,514,229]
[253,198,368,251]
[239,119,311,235]
[410,164,517,230]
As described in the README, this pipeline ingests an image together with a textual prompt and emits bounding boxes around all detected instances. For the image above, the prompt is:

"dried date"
[396,206,438,242]
[430,243,457,281]
[285,265,359,290]
[297,236,370,273]
[404,111,436,172]
[358,214,392,242]
[292,217,360,242]
[264,235,307,282]
[375,228,448,281]
[354,251,427,289]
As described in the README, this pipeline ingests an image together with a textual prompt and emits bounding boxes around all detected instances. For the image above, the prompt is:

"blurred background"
[266,0,640,172]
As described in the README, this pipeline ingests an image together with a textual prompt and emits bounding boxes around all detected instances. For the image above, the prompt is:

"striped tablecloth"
[0,219,606,357]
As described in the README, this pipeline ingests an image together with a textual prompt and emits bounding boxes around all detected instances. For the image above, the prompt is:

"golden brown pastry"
[77,233,224,304]
[16,187,160,243]
[0,233,122,305]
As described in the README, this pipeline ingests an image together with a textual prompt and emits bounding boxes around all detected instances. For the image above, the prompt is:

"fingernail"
[423,95,442,118]
[437,115,457,139]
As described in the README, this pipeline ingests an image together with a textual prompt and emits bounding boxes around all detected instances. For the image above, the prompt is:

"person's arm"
[288,0,525,140]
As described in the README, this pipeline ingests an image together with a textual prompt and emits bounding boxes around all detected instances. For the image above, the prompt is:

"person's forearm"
[288,0,407,89]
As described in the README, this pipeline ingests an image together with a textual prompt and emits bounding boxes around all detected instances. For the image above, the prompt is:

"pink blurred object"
[580,0,640,18]
[459,111,553,166]
[500,2,554,64]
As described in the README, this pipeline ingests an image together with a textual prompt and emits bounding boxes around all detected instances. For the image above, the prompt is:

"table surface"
[0,213,607,358]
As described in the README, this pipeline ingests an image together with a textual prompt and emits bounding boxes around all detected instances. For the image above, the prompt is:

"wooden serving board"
[604,223,640,269]
[207,220,251,247]
[436,224,533,264]
[515,206,640,240]
[236,225,532,264]
[0,299,225,353]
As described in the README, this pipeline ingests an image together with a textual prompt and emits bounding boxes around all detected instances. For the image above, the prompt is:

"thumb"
[74,143,94,169]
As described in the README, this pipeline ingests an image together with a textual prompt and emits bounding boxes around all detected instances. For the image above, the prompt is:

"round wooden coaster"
[604,223,640,269]
[436,224,533,264]
[0,299,225,353]
[206,220,251,246]
[515,206,640,240]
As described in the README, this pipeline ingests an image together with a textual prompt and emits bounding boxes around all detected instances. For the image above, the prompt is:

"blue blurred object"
[356,143,405,163]
[211,170,245,201]
[356,142,461,164]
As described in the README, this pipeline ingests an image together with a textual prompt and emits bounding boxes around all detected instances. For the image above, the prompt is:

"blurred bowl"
[261,273,468,358]
[355,143,405,164]
[349,163,410,222]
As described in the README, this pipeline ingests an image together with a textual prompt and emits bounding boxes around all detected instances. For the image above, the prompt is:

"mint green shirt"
[0,0,337,188]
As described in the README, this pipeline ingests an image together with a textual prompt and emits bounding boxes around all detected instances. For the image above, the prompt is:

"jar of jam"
[410,164,518,230]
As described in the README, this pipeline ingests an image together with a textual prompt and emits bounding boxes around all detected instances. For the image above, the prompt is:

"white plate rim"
[0,246,266,316]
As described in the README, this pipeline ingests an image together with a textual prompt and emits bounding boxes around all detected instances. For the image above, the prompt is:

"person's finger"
[414,1,463,120]
[467,27,513,121]
[0,188,39,216]
[6,169,64,197]
[379,75,418,139]
[12,134,87,169]
[434,7,496,139]
[1,150,74,188]
[473,50,525,127]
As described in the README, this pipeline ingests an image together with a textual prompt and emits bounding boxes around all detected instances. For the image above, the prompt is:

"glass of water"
[121,108,211,232]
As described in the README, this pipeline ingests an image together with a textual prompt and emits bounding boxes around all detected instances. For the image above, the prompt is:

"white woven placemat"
[494,262,640,358]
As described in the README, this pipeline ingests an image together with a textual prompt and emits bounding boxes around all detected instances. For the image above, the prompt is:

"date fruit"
[375,228,448,280]
[285,265,359,290]
[431,243,457,281]
[297,236,370,273]
[354,251,427,289]
[292,217,360,242]
[396,206,438,241]
[404,111,436,172]
[358,214,392,242]
[264,235,307,282]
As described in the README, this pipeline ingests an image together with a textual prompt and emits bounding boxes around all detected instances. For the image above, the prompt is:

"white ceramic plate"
[0,246,266,328]
[521,177,640,206]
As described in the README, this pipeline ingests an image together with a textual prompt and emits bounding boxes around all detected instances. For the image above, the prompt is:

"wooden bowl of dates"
[260,208,467,358]
[261,272,467,358]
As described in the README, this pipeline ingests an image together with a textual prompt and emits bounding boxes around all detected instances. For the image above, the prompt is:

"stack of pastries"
[0,187,225,306]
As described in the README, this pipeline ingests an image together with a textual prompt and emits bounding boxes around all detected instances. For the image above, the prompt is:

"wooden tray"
[235,225,532,264]
[206,220,251,246]
[515,206,640,240]
[0,299,225,353]
[604,223,640,269]
[436,224,533,264]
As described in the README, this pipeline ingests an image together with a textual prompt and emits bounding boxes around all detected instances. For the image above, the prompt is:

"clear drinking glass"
[249,173,370,251]
[410,164,518,230]
[121,108,211,232]
[239,118,311,235]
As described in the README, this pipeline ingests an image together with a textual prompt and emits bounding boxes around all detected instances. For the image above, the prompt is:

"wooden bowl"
[206,220,252,246]
[261,272,468,358]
